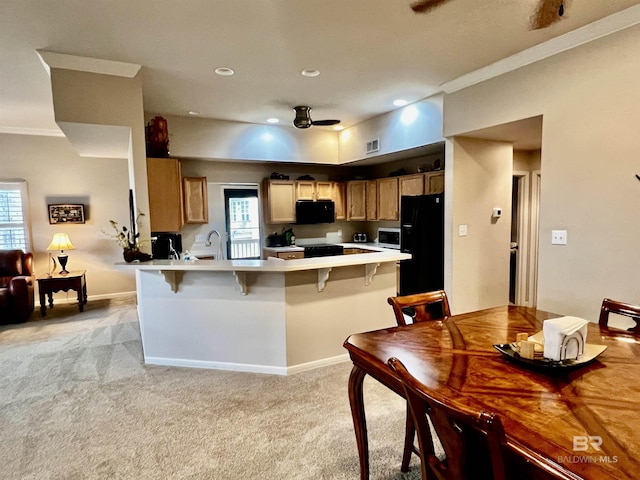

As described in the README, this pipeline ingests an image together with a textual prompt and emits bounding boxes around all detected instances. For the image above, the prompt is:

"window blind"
[0,181,30,251]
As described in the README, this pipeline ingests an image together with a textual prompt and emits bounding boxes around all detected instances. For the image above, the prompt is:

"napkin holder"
[543,316,588,361]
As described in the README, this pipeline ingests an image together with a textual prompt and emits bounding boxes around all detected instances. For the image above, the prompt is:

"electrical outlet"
[551,230,567,245]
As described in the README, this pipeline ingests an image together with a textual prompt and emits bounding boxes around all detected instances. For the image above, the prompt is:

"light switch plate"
[458,224,468,237]
[551,230,567,245]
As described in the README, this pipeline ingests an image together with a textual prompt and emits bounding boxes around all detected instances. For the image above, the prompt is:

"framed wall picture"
[48,204,85,224]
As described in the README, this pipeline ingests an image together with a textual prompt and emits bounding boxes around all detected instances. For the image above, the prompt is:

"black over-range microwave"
[295,200,335,224]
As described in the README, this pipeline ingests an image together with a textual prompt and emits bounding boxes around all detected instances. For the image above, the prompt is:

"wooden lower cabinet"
[377,177,399,221]
[263,248,304,260]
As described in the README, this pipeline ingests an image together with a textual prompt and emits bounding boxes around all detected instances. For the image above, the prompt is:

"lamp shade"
[47,233,75,251]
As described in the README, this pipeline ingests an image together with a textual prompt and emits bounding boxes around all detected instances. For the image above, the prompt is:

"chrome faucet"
[205,229,225,260]
[168,239,180,260]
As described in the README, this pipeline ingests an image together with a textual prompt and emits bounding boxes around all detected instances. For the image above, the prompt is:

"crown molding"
[37,50,141,78]
[0,126,65,137]
[441,4,640,94]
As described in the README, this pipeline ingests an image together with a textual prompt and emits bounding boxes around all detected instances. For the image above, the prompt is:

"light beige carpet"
[0,296,420,479]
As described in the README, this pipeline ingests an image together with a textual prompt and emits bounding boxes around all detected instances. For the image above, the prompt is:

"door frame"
[220,184,261,260]
[528,170,541,308]
[513,171,530,306]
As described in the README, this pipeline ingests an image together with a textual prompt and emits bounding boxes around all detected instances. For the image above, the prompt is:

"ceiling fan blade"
[311,119,340,126]
[533,0,566,29]
[410,0,450,14]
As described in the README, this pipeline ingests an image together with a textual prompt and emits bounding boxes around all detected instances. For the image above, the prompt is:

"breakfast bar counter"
[116,246,409,374]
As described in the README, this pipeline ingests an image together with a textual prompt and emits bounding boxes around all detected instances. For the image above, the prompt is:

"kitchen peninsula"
[116,245,409,375]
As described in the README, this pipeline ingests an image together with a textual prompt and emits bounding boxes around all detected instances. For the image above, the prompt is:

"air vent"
[366,138,380,154]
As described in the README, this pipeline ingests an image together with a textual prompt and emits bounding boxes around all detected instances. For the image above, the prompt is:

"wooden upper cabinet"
[263,179,296,224]
[377,177,399,221]
[425,171,444,194]
[315,181,333,200]
[147,157,184,232]
[183,177,208,224]
[347,180,367,221]
[366,180,377,220]
[333,182,347,220]
[399,174,425,196]
[295,181,316,200]
[295,180,333,200]
[399,172,444,196]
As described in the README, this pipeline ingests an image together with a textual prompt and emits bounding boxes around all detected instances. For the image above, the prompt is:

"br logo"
[573,436,603,452]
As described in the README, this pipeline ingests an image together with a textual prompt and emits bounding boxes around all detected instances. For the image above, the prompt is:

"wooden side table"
[37,270,87,317]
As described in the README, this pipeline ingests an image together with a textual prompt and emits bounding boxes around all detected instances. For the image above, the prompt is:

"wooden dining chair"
[387,289,451,326]
[388,357,508,480]
[387,290,451,472]
[599,298,640,336]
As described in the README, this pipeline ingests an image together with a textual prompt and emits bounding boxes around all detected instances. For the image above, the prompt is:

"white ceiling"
[1,0,639,147]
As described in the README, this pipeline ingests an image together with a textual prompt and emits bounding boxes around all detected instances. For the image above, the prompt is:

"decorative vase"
[123,249,152,263]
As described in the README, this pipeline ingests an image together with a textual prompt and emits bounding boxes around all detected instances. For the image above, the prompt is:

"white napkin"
[543,316,588,361]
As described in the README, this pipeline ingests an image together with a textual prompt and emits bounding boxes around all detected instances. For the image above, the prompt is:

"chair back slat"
[388,290,451,326]
[599,298,640,336]
[388,357,507,480]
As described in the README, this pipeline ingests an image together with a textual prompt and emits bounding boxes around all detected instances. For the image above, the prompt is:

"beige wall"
[445,25,640,319]
[513,149,541,172]
[0,133,136,298]
[449,138,513,313]
[157,114,339,164]
[49,68,150,247]
[339,95,444,163]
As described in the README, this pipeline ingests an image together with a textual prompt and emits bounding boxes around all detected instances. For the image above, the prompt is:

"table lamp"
[47,233,75,275]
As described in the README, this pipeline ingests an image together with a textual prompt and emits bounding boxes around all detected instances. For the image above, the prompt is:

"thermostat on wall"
[492,207,502,218]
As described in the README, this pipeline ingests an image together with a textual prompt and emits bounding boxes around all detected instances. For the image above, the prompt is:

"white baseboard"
[37,290,137,307]
[144,356,289,375]
[285,354,351,375]
[143,353,351,376]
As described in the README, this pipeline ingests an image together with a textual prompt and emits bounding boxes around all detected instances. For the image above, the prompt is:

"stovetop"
[303,244,344,258]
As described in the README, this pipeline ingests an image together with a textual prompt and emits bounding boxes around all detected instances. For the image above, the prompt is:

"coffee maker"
[151,232,182,259]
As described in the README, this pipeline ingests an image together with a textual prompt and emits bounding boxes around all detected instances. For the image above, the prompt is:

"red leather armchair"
[0,249,35,324]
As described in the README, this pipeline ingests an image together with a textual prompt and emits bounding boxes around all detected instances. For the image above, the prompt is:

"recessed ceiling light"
[267,118,279,124]
[333,125,344,131]
[393,99,408,107]
[188,110,201,116]
[301,69,320,77]
[215,67,235,76]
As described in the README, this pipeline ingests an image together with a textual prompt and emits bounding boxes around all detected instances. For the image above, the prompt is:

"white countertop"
[115,244,409,273]
[262,245,305,252]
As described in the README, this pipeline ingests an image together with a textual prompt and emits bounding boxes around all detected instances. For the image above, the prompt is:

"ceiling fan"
[292,106,340,129]
[410,0,567,30]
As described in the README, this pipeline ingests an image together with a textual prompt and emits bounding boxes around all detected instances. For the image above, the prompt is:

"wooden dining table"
[343,306,640,480]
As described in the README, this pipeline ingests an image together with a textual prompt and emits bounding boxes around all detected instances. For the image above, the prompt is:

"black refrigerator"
[399,193,444,295]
